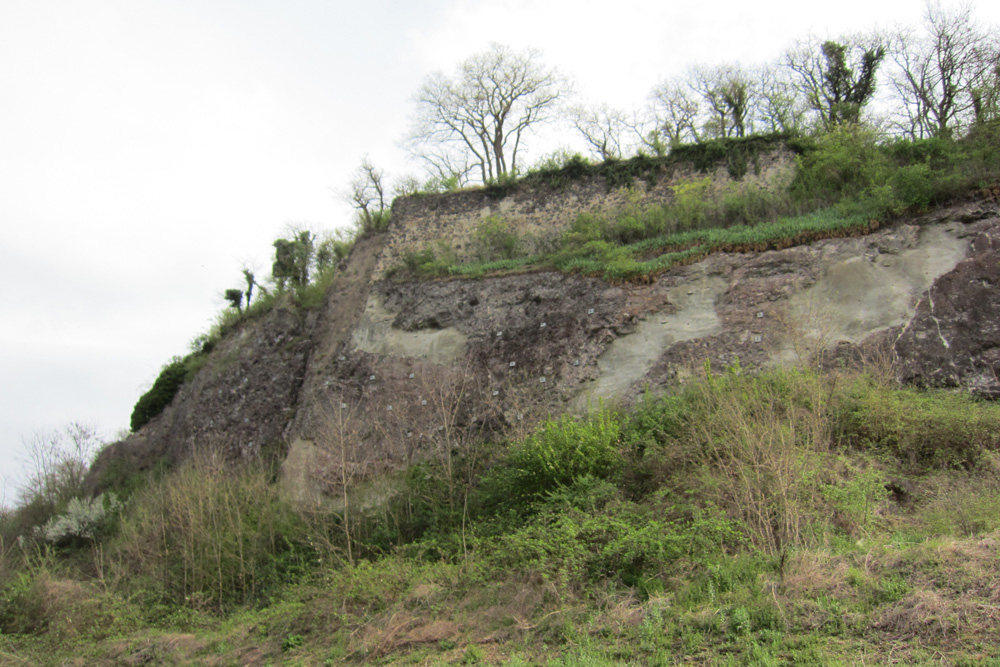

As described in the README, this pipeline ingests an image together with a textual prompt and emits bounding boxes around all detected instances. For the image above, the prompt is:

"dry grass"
[9,572,135,644]
[876,589,1000,642]
[780,549,853,600]
[917,456,1000,537]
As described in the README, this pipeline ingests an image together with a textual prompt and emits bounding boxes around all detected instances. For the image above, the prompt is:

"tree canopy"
[785,35,887,128]
[408,43,570,184]
[890,2,1000,138]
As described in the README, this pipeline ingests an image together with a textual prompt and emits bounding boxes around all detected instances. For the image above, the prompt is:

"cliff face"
[88,172,1000,499]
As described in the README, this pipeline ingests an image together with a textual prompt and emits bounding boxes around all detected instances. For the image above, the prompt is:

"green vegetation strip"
[10,366,1000,665]
[446,208,875,283]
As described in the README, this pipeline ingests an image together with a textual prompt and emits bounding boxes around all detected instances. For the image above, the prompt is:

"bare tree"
[391,174,425,198]
[300,395,375,566]
[18,422,102,514]
[327,398,364,565]
[417,366,496,513]
[342,157,390,233]
[571,103,635,160]
[756,63,807,134]
[889,1,1000,138]
[971,62,1000,126]
[408,43,570,184]
[784,34,887,128]
[648,77,701,148]
[413,146,476,192]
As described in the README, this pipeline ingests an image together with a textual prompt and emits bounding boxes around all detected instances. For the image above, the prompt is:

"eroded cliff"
[88,175,1000,502]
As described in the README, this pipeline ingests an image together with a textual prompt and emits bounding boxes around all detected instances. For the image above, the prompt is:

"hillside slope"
[89,189,1000,500]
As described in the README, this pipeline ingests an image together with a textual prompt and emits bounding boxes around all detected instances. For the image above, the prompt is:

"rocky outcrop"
[87,234,388,486]
[89,304,311,487]
[89,191,1000,498]
[895,203,1000,396]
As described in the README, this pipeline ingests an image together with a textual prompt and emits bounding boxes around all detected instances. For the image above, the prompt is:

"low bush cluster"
[834,378,1000,469]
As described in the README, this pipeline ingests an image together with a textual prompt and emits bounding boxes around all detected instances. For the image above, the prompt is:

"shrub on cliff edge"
[129,359,187,432]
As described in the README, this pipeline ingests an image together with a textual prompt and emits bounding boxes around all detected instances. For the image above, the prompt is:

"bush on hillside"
[473,215,522,261]
[481,409,624,514]
[130,359,187,432]
[834,380,1000,469]
[38,493,121,546]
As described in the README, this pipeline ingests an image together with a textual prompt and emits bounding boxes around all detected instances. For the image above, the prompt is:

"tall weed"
[110,452,311,612]
[639,365,838,554]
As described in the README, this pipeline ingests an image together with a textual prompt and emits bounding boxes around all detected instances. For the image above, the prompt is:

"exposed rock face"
[88,195,1000,499]
[90,305,311,486]
[895,205,1000,395]
[87,234,389,490]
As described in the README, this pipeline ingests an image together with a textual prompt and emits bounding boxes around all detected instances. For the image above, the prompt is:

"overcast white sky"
[2,0,997,503]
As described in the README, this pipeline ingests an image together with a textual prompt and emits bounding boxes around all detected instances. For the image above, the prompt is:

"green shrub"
[483,172,520,199]
[356,208,390,236]
[473,215,521,261]
[603,214,647,244]
[819,463,887,536]
[477,500,677,589]
[720,178,791,226]
[670,133,789,178]
[524,151,592,189]
[294,264,336,309]
[130,359,188,431]
[504,409,624,503]
[671,177,714,229]
[596,152,664,190]
[397,242,458,277]
[315,232,355,269]
[562,213,605,247]
[891,163,934,209]
[402,247,437,273]
[0,570,44,634]
[834,381,1000,469]
[792,124,894,206]
[478,483,743,591]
